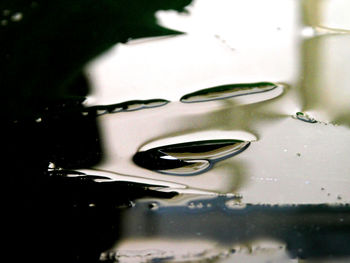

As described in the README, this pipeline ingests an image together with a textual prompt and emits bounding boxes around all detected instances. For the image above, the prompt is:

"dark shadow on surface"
[1,1,193,262]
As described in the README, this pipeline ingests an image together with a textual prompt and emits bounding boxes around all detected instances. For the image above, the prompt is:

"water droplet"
[133,139,250,176]
[11,12,23,22]
[337,195,342,200]
[196,202,204,209]
[35,117,42,123]
[225,199,246,209]
[89,203,96,208]
[88,99,169,115]
[293,112,317,123]
[296,153,301,157]
[48,162,56,170]
[188,202,196,209]
[148,202,159,210]
[97,109,107,116]
[180,82,280,103]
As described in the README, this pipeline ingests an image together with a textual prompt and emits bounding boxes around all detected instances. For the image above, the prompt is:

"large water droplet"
[180,82,280,103]
[133,139,250,176]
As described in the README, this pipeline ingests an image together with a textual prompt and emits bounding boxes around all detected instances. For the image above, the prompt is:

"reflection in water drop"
[180,82,280,103]
[133,139,250,176]
[88,99,169,116]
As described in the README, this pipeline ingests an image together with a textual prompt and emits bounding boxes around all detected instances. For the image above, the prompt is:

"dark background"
[1,1,191,262]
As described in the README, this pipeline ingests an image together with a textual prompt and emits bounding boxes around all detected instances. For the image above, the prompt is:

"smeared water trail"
[180,82,281,103]
[133,139,250,176]
[48,167,220,196]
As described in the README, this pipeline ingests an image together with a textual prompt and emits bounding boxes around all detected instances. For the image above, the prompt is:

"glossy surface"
[2,0,350,262]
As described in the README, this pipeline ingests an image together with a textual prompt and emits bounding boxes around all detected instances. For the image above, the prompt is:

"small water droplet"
[148,202,159,210]
[225,199,246,209]
[180,82,280,103]
[321,187,325,191]
[89,203,96,208]
[35,117,42,123]
[296,153,301,157]
[293,112,317,123]
[197,202,204,209]
[97,109,107,116]
[188,202,196,209]
[133,139,250,176]
[48,162,56,169]
[337,195,342,200]
[11,12,23,22]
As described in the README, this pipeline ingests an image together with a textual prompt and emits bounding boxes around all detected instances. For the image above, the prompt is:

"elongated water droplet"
[180,82,279,103]
[88,99,169,115]
[293,112,317,123]
[133,139,250,176]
